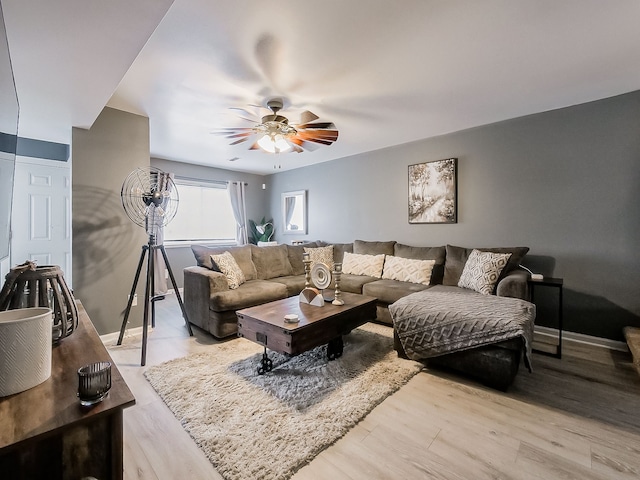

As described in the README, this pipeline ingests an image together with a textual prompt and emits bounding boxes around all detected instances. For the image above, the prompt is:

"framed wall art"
[408,158,457,224]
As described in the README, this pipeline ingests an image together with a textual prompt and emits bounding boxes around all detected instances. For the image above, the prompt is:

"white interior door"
[11,157,72,285]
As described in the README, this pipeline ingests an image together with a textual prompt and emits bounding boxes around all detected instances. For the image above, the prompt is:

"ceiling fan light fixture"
[257,132,291,153]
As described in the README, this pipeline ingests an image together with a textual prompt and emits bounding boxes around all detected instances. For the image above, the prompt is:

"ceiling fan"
[219,99,339,154]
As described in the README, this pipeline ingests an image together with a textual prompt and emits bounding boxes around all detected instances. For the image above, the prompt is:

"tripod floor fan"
[116,167,193,366]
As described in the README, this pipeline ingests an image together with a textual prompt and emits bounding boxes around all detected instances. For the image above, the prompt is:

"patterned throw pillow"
[210,252,246,289]
[304,245,334,270]
[342,252,385,278]
[382,256,436,285]
[457,249,512,295]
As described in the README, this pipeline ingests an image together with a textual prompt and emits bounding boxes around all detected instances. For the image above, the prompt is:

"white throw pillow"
[342,252,385,278]
[210,252,246,289]
[382,256,436,285]
[457,249,512,295]
[304,245,334,270]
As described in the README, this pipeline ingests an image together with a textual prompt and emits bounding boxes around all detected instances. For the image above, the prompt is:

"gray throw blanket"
[389,287,535,371]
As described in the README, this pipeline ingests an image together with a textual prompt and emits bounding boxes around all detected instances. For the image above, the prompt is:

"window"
[164,177,237,244]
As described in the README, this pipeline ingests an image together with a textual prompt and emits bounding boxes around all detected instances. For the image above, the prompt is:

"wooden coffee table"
[236,291,377,374]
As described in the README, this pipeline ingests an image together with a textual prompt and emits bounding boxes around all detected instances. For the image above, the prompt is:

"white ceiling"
[4,0,640,174]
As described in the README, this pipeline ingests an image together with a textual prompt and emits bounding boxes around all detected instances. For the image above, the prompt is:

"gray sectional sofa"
[183,240,531,389]
[183,240,529,337]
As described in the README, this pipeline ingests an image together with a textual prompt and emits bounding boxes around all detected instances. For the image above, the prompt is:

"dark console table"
[528,277,563,359]
[0,302,135,479]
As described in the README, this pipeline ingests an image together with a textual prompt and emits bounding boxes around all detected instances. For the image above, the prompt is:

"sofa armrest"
[496,269,529,301]
[184,266,229,296]
[183,266,229,330]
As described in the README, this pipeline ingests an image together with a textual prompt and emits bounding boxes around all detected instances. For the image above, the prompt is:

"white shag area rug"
[144,323,423,480]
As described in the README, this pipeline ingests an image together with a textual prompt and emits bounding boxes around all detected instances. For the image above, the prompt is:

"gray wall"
[151,157,268,290]
[73,107,150,334]
[268,90,640,341]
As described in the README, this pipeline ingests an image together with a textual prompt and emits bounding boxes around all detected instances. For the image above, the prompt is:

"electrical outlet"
[128,293,138,307]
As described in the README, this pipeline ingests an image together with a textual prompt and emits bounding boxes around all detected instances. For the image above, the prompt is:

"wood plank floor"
[105,296,640,480]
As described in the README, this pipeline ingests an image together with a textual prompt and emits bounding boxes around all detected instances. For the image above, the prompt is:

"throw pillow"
[382,256,436,285]
[304,245,333,271]
[457,249,512,295]
[210,252,246,290]
[342,252,385,278]
[304,245,334,270]
[444,245,529,286]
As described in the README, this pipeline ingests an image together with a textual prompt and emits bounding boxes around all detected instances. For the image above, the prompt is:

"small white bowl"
[284,314,299,323]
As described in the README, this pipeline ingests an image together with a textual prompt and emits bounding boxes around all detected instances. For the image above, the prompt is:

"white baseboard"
[534,325,628,352]
[101,326,153,345]
[100,288,184,345]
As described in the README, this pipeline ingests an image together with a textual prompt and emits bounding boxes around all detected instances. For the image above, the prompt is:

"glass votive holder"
[77,361,112,406]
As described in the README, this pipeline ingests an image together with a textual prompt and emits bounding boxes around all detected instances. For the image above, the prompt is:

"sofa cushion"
[394,244,446,284]
[251,244,294,279]
[267,275,307,297]
[209,279,288,312]
[191,244,257,280]
[443,245,529,286]
[342,252,385,278]
[363,279,431,304]
[286,242,318,275]
[331,243,354,264]
[382,256,436,285]
[458,249,512,295]
[210,252,246,289]
[339,273,379,294]
[304,245,334,270]
[353,239,396,256]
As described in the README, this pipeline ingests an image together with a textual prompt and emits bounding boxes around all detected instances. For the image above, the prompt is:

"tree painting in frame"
[408,158,457,224]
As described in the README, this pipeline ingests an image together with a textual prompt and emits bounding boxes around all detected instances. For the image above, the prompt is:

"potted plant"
[248,217,274,245]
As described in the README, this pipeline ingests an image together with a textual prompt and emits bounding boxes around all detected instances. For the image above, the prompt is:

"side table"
[528,277,563,359]
[0,301,135,479]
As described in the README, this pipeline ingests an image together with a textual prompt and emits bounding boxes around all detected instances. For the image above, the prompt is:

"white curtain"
[228,181,248,245]
[284,196,296,229]
[153,171,173,295]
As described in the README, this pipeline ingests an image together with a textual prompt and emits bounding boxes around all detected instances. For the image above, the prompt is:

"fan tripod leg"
[159,245,193,336]
[117,244,148,346]
[140,240,155,366]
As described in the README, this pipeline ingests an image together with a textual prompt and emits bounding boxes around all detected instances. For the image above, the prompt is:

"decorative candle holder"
[332,263,344,306]
[302,252,311,288]
[77,361,112,407]
[0,262,78,343]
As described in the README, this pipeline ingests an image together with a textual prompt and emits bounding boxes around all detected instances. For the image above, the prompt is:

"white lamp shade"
[257,134,291,153]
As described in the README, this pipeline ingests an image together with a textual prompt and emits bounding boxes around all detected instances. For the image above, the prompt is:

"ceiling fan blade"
[301,130,338,140]
[290,136,320,151]
[297,130,339,143]
[249,141,261,150]
[216,127,255,132]
[296,136,333,146]
[225,132,255,139]
[297,122,336,130]
[230,137,252,146]
[299,110,319,124]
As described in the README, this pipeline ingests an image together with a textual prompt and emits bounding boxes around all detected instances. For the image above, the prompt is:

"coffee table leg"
[258,346,273,375]
[327,336,344,360]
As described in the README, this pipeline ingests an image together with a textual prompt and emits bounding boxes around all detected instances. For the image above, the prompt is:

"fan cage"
[120,167,179,235]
